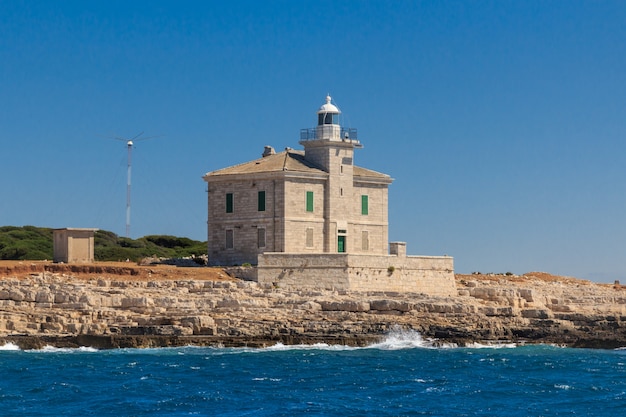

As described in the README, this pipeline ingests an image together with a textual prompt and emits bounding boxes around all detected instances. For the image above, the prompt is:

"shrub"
[0,226,207,262]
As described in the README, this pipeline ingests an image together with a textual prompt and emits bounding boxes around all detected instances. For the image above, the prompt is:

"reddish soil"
[0,260,234,281]
[455,271,592,284]
[457,271,624,290]
[2,261,621,290]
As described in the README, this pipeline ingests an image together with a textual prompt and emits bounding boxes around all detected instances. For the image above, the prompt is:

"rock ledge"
[1,266,625,349]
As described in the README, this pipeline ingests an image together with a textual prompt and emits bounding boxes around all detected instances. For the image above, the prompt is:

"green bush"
[0,226,53,260]
[0,226,207,262]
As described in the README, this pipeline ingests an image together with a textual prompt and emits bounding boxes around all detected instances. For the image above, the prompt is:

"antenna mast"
[105,132,161,238]
[126,138,133,238]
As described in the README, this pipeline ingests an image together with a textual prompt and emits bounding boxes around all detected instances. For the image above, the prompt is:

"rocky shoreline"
[1,264,625,350]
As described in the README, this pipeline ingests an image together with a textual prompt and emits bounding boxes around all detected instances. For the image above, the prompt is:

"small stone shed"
[53,228,98,263]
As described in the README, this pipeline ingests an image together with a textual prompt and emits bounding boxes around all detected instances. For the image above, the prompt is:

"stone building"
[203,96,392,266]
[53,228,98,263]
[203,96,456,295]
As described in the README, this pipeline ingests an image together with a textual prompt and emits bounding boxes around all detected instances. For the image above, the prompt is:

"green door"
[338,235,346,253]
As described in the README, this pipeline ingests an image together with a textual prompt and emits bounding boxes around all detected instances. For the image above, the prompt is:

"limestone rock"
[1,270,626,349]
[319,301,370,312]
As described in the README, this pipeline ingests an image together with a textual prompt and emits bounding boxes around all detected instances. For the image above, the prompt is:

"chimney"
[262,146,275,157]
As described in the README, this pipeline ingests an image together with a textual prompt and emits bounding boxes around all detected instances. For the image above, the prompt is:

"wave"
[20,345,100,353]
[39,345,99,353]
[265,342,358,352]
[463,341,519,349]
[367,327,523,350]
[0,331,528,354]
[254,328,525,352]
[0,342,21,351]
[1,342,102,353]
[367,328,446,350]
[233,329,469,352]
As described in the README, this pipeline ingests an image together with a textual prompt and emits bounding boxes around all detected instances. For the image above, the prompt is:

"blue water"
[1,332,625,416]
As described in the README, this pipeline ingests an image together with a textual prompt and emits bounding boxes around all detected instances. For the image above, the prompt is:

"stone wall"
[346,254,455,296]
[257,250,455,296]
[257,253,351,289]
[350,183,389,255]
[207,177,283,266]
[283,177,326,253]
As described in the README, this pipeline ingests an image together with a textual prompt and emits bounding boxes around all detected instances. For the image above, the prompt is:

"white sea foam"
[29,345,99,353]
[368,328,440,350]
[369,328,525,350]
[263,342,358,352]
[249,329,520,352]
[463,341,518,349]
[0,342,21,351]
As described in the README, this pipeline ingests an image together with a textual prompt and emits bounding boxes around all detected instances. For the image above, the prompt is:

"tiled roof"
[204,149,392,182]
[353,166,392,181]
[204,150,325,177]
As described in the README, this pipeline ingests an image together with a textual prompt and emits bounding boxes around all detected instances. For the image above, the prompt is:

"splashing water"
[0,342,20,351]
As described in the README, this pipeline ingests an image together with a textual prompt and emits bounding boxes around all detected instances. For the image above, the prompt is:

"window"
[361,195,368,215]
[306,228,314,248]
[226,193,233,213]
[306,191,314,212]
[362,231,369,251]
[257,228,266,248]
[258,191,266,212]
[225,229,234,249]
[318,112,338,125]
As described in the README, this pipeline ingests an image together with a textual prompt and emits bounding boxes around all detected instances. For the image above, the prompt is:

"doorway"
[338,235,346,253]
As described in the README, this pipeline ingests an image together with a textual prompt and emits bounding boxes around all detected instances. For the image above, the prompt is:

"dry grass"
[456,271,593,285]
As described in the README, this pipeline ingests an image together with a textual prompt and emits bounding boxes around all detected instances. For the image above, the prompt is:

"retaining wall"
[257,252,455,296]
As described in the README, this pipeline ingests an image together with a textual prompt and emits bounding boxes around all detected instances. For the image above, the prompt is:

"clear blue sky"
[1,1,625,281]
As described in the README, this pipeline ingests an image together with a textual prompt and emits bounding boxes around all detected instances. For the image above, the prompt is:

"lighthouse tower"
[300,96,362,252]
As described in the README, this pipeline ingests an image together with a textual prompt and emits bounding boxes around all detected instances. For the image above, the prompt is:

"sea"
[1,330,625,416]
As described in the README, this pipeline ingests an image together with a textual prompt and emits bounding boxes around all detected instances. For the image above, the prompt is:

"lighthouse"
[203,95,455,296]
[299,95,362,252]
[204,95,391,263]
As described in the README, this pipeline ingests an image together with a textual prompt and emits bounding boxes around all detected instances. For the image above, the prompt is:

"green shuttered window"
[226,193,233,213]
[306,191,314,212]
[258,191,266,212]
[361,195,369,215]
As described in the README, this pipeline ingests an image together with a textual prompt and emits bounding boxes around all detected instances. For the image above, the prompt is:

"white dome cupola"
[300,95,360,147]
[317,95,340,126]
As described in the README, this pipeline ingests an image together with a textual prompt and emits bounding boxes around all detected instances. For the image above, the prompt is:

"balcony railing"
[300,127,358,141]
